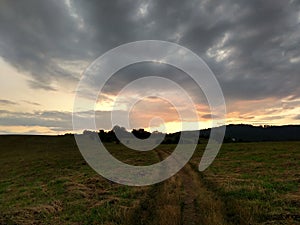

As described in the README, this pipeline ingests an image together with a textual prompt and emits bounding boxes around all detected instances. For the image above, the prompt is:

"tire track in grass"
[161,148,228,225]
[179,162,226,225]
[129,149,181,225]
[130,148,228,225]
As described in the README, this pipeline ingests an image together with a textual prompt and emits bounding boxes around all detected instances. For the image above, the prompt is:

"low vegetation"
[0,135,299,224]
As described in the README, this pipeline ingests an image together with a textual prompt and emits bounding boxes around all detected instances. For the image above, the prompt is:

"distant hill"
[200,124,300,142]
[2,124,299,143]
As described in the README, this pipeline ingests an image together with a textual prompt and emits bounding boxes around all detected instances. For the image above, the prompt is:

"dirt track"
[131,149,227,225]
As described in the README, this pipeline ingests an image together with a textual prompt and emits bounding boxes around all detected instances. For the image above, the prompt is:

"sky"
[0,0,299,135]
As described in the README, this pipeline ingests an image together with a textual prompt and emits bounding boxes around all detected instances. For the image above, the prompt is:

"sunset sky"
[0,0,300,134]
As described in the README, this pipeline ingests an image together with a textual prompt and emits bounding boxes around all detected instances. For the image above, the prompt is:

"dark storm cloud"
[101,62,207,103]
[212,0,300,100]
[0,0,299,101]
[0,0,90,90]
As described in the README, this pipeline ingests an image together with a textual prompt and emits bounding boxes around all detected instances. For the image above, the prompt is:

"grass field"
[0,135,299,224]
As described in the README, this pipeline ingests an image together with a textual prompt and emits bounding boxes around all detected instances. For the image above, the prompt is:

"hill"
[200,124,300,142]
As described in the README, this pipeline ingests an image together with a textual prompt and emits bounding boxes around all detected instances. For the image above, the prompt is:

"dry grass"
[191,142,300,224]
[0,136,299,224]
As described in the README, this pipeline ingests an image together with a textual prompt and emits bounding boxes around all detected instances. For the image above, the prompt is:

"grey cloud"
[206,0,300,100]
[201,114,212,119]
[260,115,284,121]
[101,62,206,100]
[0,110,128,132]
[28,80,57,91]
[0,0,299,103]
[294,115,300,120]
[0,107,186,133]
[0,99,17,105]
[0,110,72,130]
[78,0,300,102]
[22,100,42,106]
[0,0,89,90]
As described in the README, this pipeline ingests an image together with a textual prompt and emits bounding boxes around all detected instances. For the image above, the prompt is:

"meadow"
[0,135,299,224]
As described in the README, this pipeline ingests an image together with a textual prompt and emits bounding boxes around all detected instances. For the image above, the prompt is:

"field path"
[148,149,227,225]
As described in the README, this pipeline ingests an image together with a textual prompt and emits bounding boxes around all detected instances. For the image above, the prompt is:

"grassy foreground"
[0,135,299,224]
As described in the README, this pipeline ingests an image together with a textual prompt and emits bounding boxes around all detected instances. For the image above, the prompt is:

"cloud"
[0,0,299,100]
[294,115,300,120]
[22,100,42,106]
[0,0,88,90]
[0,99,17,105]
[201,114,212,119]
[0,104,200,133]
[0,0,300,132]
[90,0,299,102]
[0,110,72,130]
[0,109,127,132]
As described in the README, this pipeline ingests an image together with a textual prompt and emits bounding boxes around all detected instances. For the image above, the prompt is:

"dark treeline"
[82,125,193,144]
[77,124,300,144]
[201,124,300,142]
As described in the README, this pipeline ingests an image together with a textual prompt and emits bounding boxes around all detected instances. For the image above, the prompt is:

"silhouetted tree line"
[197,124,300,142]
[82,125,202,144]
[79,124,300,143]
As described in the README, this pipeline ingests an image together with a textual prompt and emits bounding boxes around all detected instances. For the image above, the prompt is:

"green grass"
[0,135,299,224]
[191,141,300,224]
[0,135,157,224]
